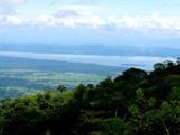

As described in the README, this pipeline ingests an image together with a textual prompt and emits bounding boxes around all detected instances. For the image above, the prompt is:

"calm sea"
[0,51,176,70]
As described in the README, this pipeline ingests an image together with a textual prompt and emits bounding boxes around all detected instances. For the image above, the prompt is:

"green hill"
[0,62,179,134]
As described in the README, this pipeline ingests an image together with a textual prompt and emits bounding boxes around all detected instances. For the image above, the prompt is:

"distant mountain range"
[0,41,179,57]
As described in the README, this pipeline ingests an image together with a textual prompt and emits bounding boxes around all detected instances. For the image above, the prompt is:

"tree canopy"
[0,62,179,134]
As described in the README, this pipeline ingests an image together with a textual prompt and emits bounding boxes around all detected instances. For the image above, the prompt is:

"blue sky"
[0,0,180,44]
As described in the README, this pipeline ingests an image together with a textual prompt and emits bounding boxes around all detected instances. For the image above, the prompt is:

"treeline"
[0,63,179,134]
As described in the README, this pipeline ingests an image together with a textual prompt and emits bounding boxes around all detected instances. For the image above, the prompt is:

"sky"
[0,0,180,44]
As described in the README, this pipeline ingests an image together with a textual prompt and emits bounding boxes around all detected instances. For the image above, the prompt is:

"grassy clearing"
[0,68,105,98]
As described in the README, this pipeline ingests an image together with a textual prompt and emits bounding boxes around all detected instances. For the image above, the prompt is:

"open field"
[0,56,124,98]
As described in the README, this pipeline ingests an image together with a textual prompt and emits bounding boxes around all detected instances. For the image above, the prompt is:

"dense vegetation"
[0,61,179,135]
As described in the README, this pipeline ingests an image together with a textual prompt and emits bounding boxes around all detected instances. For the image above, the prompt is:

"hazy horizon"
[0,0,180,46]
[0,0,179,69]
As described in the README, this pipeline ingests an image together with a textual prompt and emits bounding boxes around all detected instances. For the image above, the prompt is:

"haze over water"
[0,50,175,70]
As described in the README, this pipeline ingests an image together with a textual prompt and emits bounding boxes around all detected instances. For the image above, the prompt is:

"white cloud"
[54,10,80,18]
[1,1,180,37]
[33,8,106,29]
[103,13,180,33]
[0,0,180,36]
[54,3,104,13]
[0,0,25,15]
[0,14,24,26]
[0,0,26,27]
[77,0,96,5]
[27,10,180,36]
[5,15,23,24]
[0,0,25,4]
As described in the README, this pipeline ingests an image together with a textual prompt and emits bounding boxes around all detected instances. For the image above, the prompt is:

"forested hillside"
[0,62,179,135]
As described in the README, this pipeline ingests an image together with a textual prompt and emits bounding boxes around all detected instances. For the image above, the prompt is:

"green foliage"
[57,85,67,93]
[73,84,87,102]
[85,118,124,135]
[136,88,145,100]
[168,87,180,100]
[0,62,179,134]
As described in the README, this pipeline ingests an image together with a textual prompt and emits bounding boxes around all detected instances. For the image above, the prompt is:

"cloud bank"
[0,0,25,14]
[0,1,180,36]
